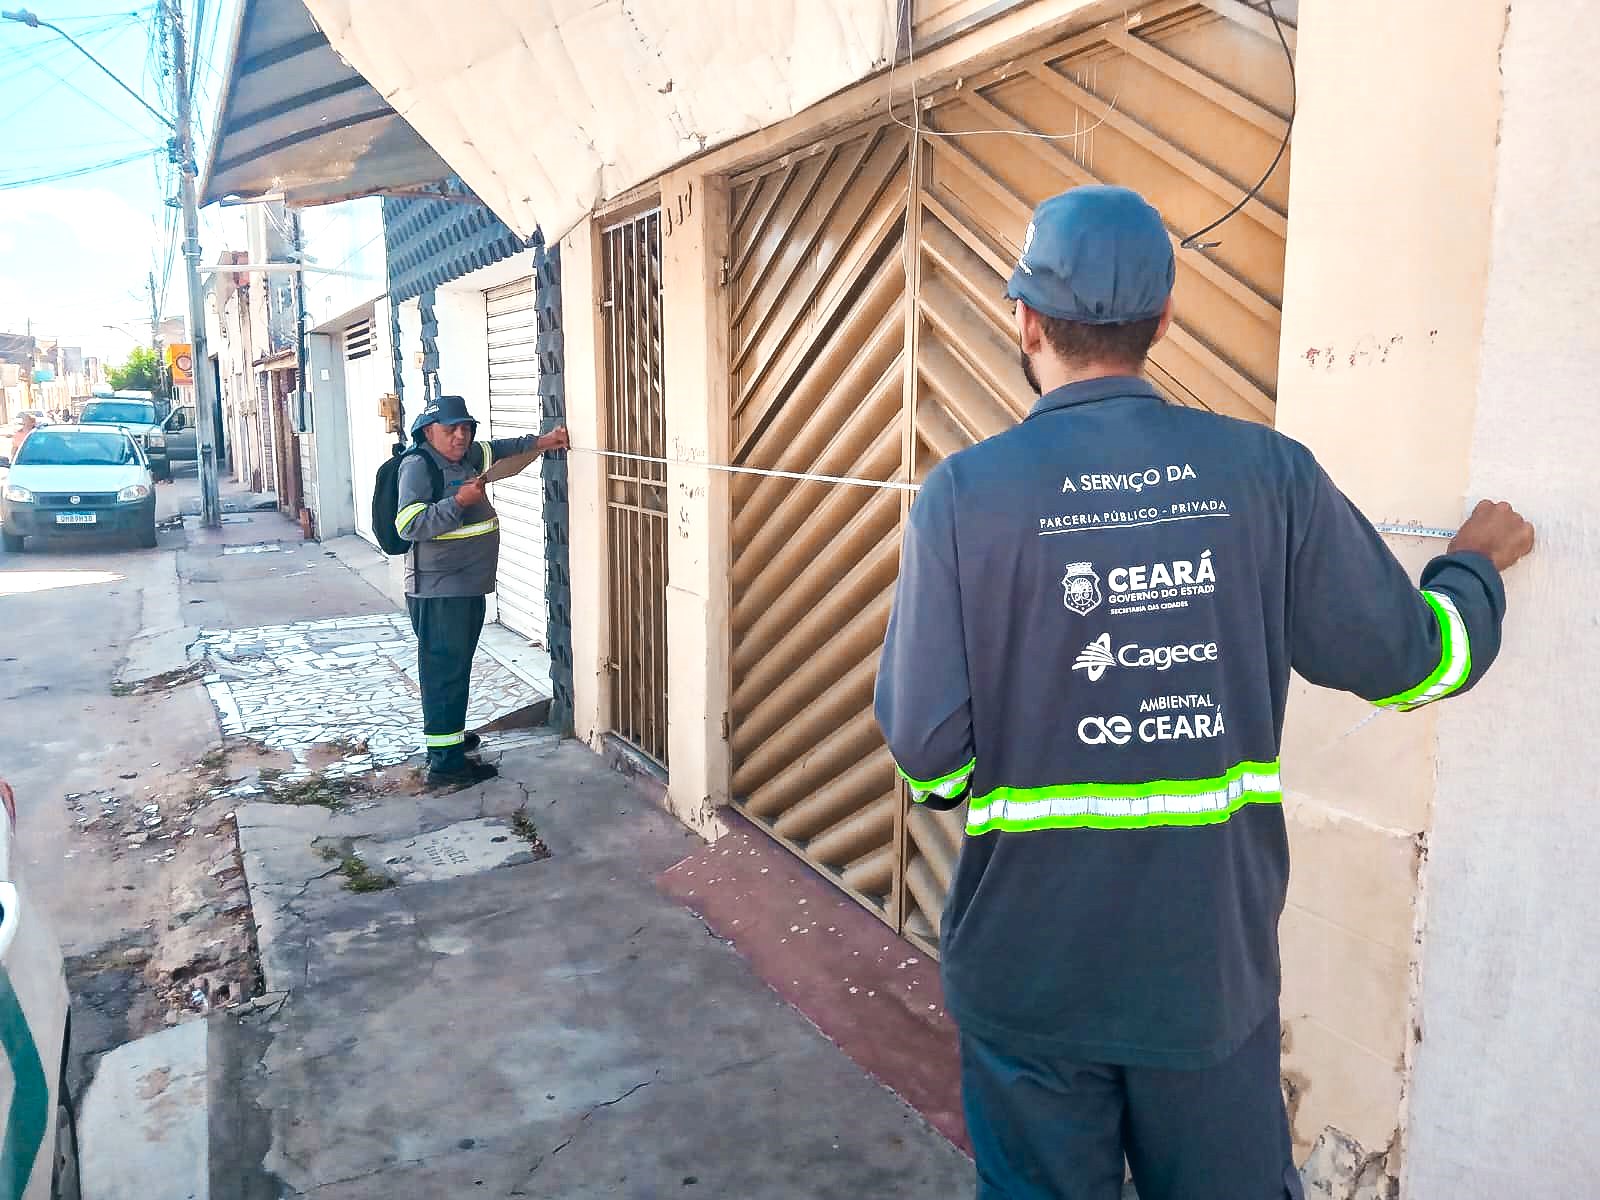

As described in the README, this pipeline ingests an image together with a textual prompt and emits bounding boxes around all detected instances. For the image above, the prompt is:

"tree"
[107,346,162,393]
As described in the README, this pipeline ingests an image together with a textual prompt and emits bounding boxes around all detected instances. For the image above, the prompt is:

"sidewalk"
[218,734,971,1198]
[85,477,974,1198]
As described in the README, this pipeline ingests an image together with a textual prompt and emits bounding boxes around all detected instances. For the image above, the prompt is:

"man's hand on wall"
[538,426,570,454]
[1449,499,1536,572]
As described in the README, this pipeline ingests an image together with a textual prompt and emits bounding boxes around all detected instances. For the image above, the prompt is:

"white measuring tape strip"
[561,447,1457,538]
[563,446,921,492]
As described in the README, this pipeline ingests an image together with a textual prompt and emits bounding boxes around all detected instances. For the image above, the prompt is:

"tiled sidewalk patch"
[192,613,541,777]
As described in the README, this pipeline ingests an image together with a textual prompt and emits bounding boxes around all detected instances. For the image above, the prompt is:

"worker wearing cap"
[396,394,568,787]
[875,186,1534,1198]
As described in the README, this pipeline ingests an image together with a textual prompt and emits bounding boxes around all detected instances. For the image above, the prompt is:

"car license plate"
[55,512,96,525]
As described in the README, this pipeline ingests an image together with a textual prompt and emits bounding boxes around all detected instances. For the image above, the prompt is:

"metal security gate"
[486,276,548,645]
[729,1,1293,954]
[603,211,669,766]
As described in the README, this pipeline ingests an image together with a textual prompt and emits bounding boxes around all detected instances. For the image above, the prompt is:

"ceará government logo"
[1059,550,1217,619]
[1061,562,1103,615]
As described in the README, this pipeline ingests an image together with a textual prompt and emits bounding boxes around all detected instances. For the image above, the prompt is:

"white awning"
[294,0,897,239]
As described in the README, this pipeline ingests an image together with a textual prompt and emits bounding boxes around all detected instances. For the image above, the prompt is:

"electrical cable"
[885,0,1128,145]
[0,147,159,190]
[1178,0,1294,251]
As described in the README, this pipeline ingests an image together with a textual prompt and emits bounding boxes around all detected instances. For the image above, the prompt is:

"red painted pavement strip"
[656,810,969,1154]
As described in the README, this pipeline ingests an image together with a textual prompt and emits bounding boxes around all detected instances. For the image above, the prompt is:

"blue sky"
[0,1,241,364]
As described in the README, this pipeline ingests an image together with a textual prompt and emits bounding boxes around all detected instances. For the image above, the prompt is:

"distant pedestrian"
[395,394,568,787]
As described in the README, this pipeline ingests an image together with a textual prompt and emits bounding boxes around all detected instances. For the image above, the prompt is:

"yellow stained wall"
[1273,0,1506,1173]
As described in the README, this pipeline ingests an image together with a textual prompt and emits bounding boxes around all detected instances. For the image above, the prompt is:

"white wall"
[396,298,427,429]
[433,287,491,421]
[1406,5,1600,1194]
[299,198,386,331]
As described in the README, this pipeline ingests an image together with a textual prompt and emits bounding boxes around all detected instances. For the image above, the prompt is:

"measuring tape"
[561,447,1458,538]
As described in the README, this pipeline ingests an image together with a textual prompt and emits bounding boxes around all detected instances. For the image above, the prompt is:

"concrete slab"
[117,622,203,686]
[227,738,972,1197]
[79,1019,209,1200]
[658,814,966,1152]
[361,817,544,884]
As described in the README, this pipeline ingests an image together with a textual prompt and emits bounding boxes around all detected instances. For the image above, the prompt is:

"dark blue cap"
[410,394,479,440]
[1005,186,1174,325]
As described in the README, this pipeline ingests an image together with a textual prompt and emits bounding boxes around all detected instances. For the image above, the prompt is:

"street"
[0,464,974,1198]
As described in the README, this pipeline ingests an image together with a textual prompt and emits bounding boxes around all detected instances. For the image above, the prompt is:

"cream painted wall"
[660,171,732,842]
[1406,3,1600,1193]
[561,219,611,749]
[1272,0,1506,1176]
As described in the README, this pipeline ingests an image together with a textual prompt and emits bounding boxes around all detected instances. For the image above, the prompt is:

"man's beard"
[1019,348,1042,396]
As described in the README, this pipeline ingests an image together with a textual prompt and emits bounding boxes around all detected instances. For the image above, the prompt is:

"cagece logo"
[1071,633,1219,682]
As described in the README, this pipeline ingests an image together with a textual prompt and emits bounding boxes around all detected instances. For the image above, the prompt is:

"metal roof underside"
[200,0,452,207]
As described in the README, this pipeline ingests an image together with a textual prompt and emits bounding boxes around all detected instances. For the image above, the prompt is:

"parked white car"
[0,779,78,1199]
[0,425,158,553]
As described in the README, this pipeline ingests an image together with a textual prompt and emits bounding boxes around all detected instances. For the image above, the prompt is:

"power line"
[0,147,159,190]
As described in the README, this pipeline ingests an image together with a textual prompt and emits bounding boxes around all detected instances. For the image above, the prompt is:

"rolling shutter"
[486,276,547,645]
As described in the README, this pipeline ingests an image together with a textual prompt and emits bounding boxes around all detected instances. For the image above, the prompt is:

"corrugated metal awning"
[200,0,453,207]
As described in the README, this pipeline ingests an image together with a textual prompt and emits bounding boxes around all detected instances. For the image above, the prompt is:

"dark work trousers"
[406,594,487,772]
[960,1009,1303,1200]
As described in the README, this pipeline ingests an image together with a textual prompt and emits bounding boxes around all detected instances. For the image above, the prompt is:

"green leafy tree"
[106,346,163,393]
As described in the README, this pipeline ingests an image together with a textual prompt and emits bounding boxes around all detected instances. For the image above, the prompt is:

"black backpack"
[372,442,444,556]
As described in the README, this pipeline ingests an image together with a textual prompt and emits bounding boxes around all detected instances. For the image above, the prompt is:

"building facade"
[205,1,1600,1193]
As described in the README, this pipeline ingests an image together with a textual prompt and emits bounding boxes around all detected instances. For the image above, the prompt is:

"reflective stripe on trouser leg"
[407,594,488,770]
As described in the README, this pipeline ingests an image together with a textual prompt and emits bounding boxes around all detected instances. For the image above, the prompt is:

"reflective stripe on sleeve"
[963,761,1282,836]
[434,518,499,541]
[897,758,975,803]
[1373,591,1472,712]
[395,502,427,533]
[425,731,465,748]
[479,442,494,471]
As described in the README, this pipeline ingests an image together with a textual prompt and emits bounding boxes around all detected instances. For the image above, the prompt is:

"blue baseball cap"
[1005,186,1174,325]
[410,394,479,440]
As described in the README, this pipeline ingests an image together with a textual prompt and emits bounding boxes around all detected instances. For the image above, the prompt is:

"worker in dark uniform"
[875,186,1535,1199]
[396,394,568,787]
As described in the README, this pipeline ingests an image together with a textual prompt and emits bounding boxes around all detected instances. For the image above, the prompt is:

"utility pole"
[148,270,165,405]
[4,3,218,522]
[165,0,221,527]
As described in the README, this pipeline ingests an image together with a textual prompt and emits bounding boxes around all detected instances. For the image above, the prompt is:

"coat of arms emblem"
[1061,561,1103,616]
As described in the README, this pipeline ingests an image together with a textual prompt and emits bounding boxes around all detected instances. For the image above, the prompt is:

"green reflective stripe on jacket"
[395,502,427,533]
[1373,591,1471,712]
[898,758,975,801]
[963,761,1282,836]
[434,518,499,541]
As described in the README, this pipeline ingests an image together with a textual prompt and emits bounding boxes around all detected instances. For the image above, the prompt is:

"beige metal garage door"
[486,276,548,645]
[729,0,1294,954]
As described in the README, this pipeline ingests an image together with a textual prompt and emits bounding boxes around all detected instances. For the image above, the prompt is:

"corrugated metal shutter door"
[486,276,547,645]
[729,1,1292,954]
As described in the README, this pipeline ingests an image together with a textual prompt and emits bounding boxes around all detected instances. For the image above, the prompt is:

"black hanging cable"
[1179,0,1296,251]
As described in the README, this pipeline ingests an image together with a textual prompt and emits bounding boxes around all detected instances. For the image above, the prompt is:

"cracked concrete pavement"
[219,732,974,1198]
